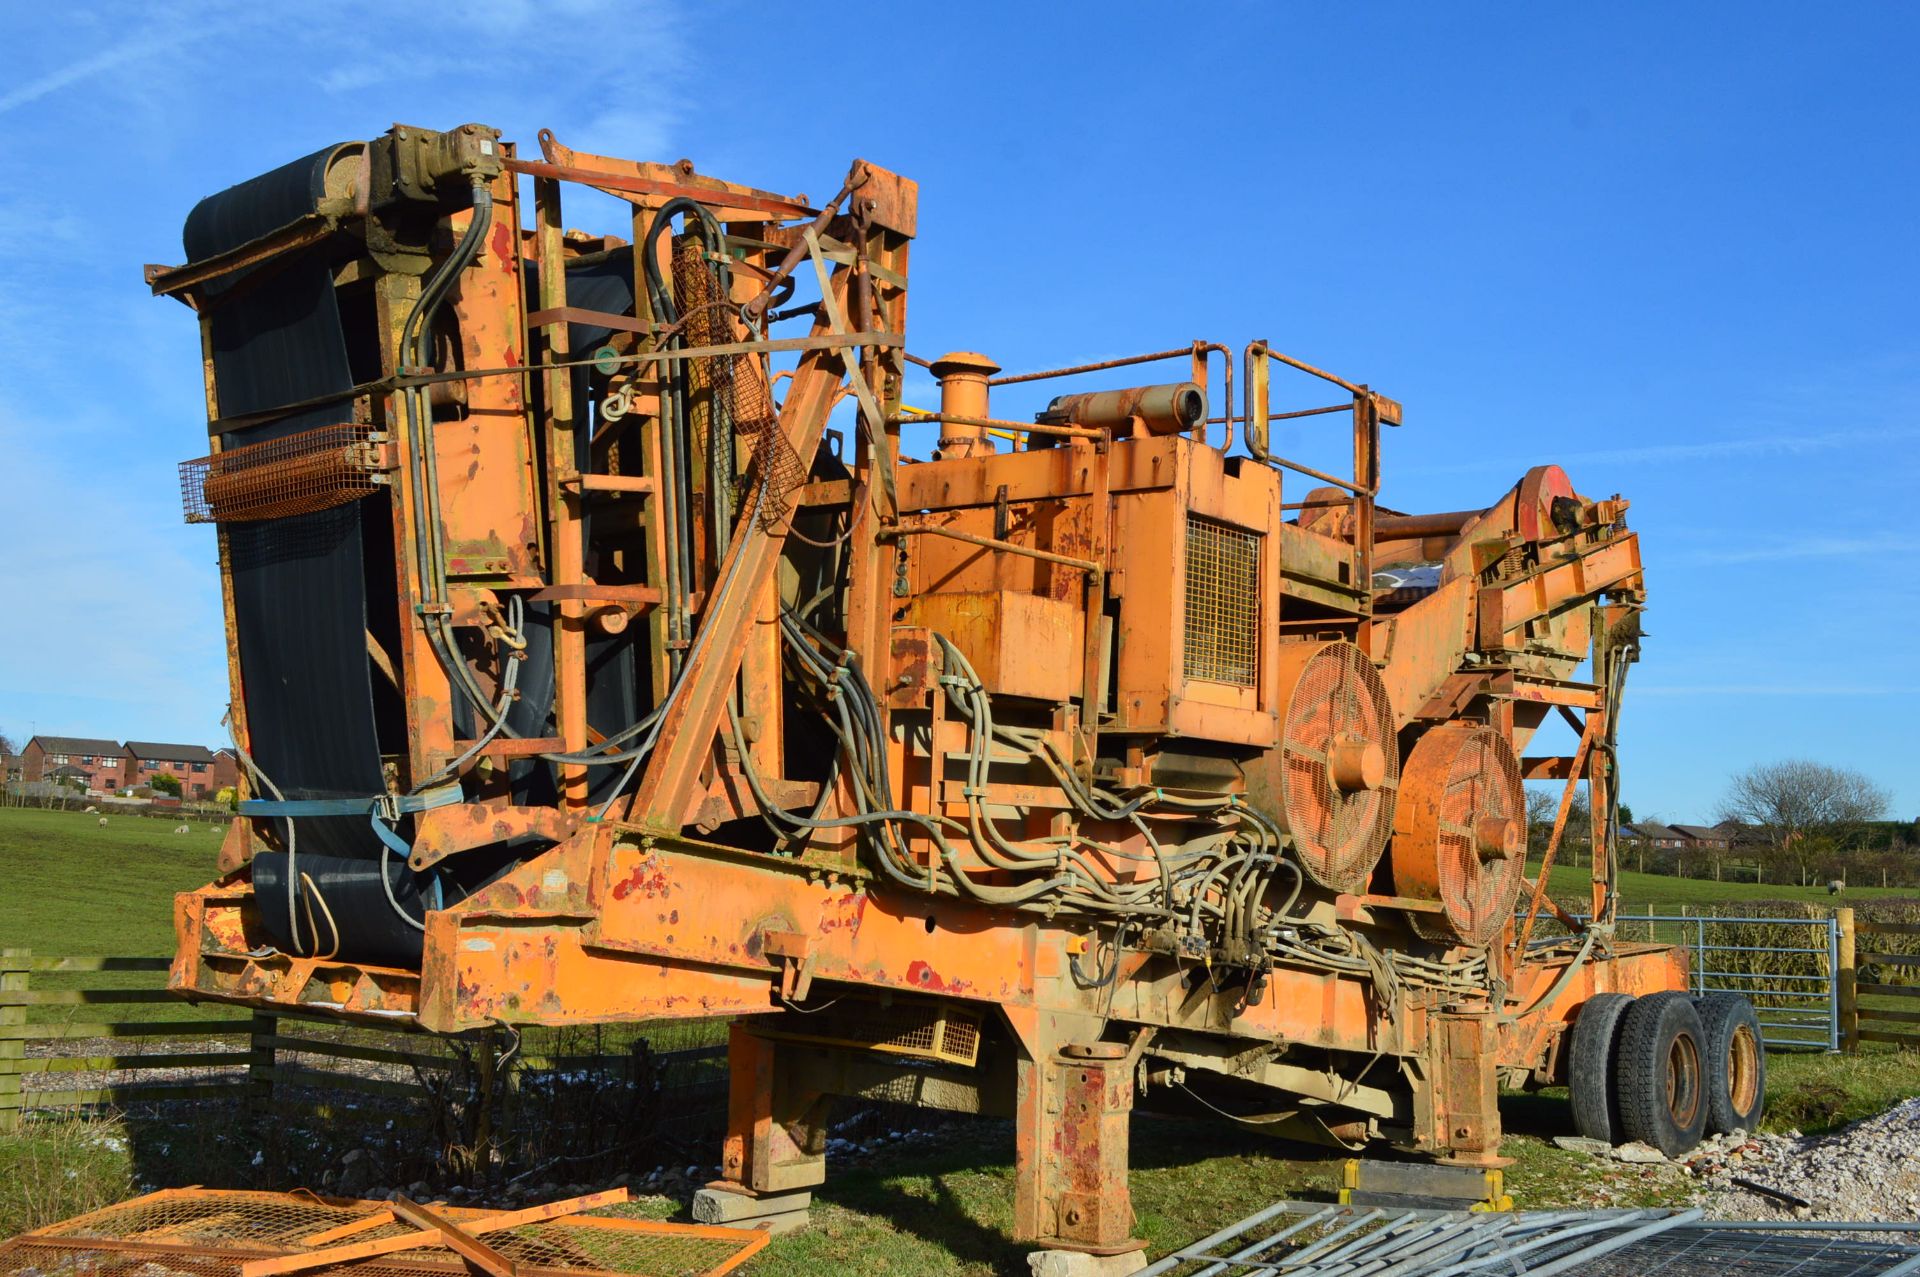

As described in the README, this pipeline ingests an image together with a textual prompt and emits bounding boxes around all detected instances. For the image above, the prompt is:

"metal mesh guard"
[1184,515,1261,687]
[2,1189,766,1277]
[1281,642,1398,893]
[180,424,389,524]
[756,996,982,1066]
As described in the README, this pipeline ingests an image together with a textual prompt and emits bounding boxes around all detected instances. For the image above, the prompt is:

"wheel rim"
[1666,1031,1702,1128]
[1727,1023,1761,1116]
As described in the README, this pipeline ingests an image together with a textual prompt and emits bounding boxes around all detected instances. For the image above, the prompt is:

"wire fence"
[0,950,730,1185]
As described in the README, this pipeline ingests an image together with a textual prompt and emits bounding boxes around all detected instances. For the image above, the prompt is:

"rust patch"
[610,859,671,901]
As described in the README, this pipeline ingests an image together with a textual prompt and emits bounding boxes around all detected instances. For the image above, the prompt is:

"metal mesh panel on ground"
[1183,515,1260,687]
[2,1190,765,1277]
[1143,1202,1920,1277]
[180,425,388,523]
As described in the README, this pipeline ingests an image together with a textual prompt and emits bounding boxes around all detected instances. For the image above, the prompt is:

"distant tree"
[0,732,16,757]
[215,785,238,811]
[152,772,183,798]
[1617,802,1635,827]
[1624,812,1665,874]
[1715,760,1891,887]
[1525,785,1591,866]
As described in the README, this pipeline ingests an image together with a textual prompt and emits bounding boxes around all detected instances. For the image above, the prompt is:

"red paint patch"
[610,862,672,901]
[906,960,946,992]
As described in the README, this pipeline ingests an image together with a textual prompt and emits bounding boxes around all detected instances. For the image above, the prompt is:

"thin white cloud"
[1635,685,1920,696]
[1409,424,1920,476]
[1677,535,1920,565]
[0,14,208,115]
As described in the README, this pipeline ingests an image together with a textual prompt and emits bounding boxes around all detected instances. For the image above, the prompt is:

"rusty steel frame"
[152,123,1674,1259]
[3,1187,768,1277]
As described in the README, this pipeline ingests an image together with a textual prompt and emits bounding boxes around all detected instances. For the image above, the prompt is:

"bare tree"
[1524,785,1591,866]
[1714,760,1891,886]
[0,731,15,757]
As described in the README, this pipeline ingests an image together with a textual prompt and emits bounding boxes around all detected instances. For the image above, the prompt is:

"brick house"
[21,736,126,793]
[123,742,232,799]
[1671,823,1733,852]
[1621,822,1684,849]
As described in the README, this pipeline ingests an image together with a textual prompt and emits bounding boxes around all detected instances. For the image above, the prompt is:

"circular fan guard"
[1276,641,1399,893]
[1390,723,1526,945]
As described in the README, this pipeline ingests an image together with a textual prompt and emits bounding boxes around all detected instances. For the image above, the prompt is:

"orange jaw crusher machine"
[151,124,1753,1256]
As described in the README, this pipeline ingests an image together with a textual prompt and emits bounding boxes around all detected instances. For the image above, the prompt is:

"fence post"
[248,1010,277,1114]
[0,949,28,1132]
[1836,907,1857,1055]
[1694,916,1706,996]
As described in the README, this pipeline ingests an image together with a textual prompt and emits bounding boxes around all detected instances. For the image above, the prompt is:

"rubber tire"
[1568,992,1635,1144]
[1614,991,1709,1156]
[1696,993,1766,1134]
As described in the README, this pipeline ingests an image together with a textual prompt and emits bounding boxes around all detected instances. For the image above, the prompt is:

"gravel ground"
[1688,1096,1920,1226]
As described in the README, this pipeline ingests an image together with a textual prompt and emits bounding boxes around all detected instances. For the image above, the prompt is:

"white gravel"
[1688,1096,1920,1226]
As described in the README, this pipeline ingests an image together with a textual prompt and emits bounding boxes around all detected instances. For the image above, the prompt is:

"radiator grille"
[180,423,390,524]
[1183,515,1261,686]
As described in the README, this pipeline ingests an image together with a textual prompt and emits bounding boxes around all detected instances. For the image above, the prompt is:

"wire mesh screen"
[673,234,801,533]
[1183,515,1261,687]
[180,424,389,524]
[754,997,982,1066]
[3,1190,766,1277]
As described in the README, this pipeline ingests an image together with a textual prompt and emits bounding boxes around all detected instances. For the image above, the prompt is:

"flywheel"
[1267,640,1399,893]
[1390,722,1526,945]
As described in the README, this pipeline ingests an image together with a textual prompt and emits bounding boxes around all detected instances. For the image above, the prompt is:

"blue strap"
[241,782,464,822]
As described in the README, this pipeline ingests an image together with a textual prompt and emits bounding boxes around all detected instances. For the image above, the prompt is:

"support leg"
[719,1024,830,1194]
[1009,1011,1144,1258]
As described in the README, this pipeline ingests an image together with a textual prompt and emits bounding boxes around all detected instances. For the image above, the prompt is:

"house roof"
[1671,824,1727,841]
[30,735,121,755]
[1624,822,1682,841]
[48,764,89,778]
[125,741,218,764]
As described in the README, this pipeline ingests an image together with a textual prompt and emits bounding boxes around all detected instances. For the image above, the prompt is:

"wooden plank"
[260,1035,452,1071]
[1859,952,1920,968]
[16,1051,247,1074]
[22,1018,250,1040]
[300,1211,397,1247]
[1858,1006,1920,1025]
[0,989,181,1006]
[27,957,172,973]
[23,1082,249,1107]
[1858,921,1920,937]
[389,1197,518,1277]
[0,949,26,1132]
[1857,1028,1920,1049]
[1856,982,1920,998]
[240,1189,630,1277]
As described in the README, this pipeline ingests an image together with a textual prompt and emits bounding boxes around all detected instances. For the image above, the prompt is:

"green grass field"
[0,807,221,957]
[3,804,1917,1266]
[1529,857,1918,913]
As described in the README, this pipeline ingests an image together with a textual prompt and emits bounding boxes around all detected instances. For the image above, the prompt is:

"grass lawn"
[3,803,1915,1266]
[599,1047,1920,1275]
[1529,859,1918,914]
[0,807,221,957]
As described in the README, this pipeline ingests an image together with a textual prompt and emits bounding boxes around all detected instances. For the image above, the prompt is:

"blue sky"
[0,2,1913,822]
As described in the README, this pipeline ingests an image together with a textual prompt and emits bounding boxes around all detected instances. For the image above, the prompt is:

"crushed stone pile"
[1687,1096,1920,1226]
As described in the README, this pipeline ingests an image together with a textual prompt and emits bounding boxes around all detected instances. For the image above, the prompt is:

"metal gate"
[1534,913,1841,1051]
[1623,913,1839,1051]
